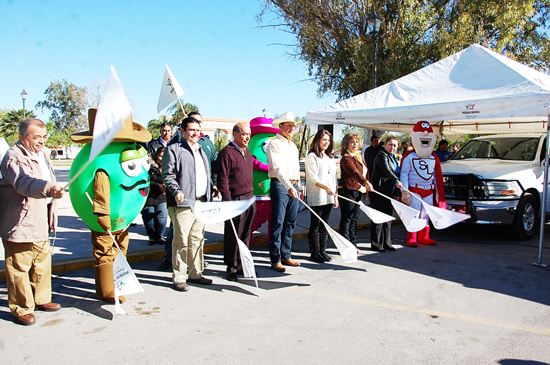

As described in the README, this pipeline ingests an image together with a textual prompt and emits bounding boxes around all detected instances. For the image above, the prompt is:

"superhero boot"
[406,231,418,247]
[418,225,437,245]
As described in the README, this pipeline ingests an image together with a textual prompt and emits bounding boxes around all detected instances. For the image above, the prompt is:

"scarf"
[347,149,367,193]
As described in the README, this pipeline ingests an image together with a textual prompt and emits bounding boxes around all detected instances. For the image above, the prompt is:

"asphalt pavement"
[1,165,549,364]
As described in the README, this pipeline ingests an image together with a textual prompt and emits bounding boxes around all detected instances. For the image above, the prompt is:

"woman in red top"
[338,132,373,248]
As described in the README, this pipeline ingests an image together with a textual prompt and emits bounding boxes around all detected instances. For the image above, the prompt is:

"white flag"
[188,197,256,225]
[89,66,131,163]
[113,252,144,315]
[325,225,358,262]
[358,201,396,224]
[0,137,9,179]
[390,199,426,232]
[420,201,471,229]
[237,237,260,294]
[299,198,357,263]
[157,63,184,113]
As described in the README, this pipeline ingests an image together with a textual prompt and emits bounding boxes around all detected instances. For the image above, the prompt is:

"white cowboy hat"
[272,111,300,127]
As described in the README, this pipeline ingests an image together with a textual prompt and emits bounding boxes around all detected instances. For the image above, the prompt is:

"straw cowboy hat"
[70,108,151,143]
[272,111,301,127]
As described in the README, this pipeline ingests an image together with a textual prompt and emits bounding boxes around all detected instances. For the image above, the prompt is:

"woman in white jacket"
[305,129,338,263]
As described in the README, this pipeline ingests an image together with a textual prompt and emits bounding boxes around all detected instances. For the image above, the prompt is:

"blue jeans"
[269,180,299,264]
[141,203,167,241]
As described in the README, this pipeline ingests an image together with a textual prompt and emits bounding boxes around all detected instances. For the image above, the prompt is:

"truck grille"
[442,174,487,200]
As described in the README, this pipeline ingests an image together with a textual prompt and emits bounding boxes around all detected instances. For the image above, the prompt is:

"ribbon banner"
[113,252,144,315]
[188,197,256,225]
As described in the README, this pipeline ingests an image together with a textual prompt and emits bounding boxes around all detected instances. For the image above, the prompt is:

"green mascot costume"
[248,117,279,243]
[70,108,151,303]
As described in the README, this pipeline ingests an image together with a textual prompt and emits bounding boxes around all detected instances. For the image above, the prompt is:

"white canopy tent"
[306,44,550,266]
[306,44,550,135]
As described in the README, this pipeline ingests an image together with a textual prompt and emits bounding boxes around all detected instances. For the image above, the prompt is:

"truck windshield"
[451,137,540,161]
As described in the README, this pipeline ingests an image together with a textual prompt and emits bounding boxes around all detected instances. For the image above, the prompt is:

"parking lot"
[1,217,549,364]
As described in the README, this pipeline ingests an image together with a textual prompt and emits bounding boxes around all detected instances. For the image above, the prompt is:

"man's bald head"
[233,122,251,149]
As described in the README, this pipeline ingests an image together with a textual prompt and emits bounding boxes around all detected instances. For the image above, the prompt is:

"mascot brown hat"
[70,108,151,143]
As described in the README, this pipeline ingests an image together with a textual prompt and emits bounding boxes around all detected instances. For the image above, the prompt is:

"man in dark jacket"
[162,116,213,292]
[217,122,255,282]
[364,134,382,176]
[148,122,173,154]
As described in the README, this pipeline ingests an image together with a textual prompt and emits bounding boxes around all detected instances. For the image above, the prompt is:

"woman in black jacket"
[369,137,404,252]
[141,147,168,245]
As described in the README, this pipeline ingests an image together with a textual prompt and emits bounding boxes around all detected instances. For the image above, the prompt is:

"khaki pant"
[168,206,205,283]
[3,240,52,317]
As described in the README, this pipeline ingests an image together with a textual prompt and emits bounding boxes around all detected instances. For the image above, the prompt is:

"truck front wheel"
[512,193,538,240]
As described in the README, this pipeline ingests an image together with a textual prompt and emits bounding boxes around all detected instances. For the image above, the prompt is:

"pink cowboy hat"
[250,116,279,135]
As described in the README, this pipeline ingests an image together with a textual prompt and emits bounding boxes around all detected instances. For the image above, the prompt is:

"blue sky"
[0,0,338,126]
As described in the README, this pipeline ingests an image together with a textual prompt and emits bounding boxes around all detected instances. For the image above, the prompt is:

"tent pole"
[534,113,550,268]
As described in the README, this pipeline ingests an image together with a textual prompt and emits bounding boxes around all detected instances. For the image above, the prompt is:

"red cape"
[400,149,446,205]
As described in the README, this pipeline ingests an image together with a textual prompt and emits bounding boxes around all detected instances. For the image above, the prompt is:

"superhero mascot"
[69,108,151,302]
[248,117,279,245]
[400,121,446,247]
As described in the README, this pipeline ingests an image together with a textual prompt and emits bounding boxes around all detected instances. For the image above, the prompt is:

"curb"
[0,222,370,281]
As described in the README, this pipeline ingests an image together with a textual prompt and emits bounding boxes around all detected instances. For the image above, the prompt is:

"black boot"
[319,233,332,262]
[309,234,325,263]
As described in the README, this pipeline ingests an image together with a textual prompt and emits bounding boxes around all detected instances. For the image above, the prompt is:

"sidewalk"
[0,165,370,281]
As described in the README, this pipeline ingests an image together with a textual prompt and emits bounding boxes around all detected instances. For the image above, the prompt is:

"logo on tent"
[462,103,480,116]
[336,113,345,121]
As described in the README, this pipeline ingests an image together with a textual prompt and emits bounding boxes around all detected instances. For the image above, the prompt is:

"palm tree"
[0,108,36,145]
[167,98,199,126]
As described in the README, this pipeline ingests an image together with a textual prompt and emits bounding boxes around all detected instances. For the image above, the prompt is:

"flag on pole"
[89,65,131,163]
[228,218,259,294]
[390,199,426,232]
[358,201,396,224]
[113,252,144,315]
[187,197,256,225]
[237,237,258,288]
[419,200,471,229]
[157,63,184,113]
[325,225,358,262]
[299,198,357,262]
[0,137,9,179]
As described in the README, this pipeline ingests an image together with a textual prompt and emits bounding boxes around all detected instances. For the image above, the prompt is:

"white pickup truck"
[441,134,548,240]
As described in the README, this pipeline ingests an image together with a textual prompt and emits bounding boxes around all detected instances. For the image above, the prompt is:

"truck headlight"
[483,181,522,199]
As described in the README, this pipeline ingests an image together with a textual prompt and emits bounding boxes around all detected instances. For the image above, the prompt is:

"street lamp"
[21,89,28,119]
[367,11,382,89]
[262,108,267,118]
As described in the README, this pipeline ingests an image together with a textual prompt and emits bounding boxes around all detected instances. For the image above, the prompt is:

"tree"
[167,98,199,126]
[214,129,227,153]
[260,0,550,101]
[36,79,88,134]
[0,108,37,145]
[45,121,71,149]
[87,77,106,107]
